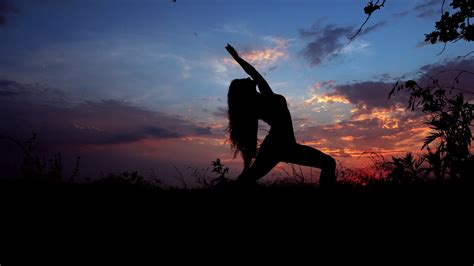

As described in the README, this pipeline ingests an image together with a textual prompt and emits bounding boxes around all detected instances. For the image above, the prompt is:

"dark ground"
[0,179,471,260]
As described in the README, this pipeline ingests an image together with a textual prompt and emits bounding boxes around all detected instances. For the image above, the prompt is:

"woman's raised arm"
[225,43,273,95]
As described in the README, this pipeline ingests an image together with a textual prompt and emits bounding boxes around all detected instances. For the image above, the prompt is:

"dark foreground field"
[0,179,471,260]
[1,178,471,215]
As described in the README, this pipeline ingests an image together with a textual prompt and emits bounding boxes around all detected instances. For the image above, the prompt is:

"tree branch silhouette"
[349,0,386,41]
[425,0,473,55]
[457,50,474,59]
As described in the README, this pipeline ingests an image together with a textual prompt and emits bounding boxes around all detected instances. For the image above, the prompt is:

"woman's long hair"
[227,78,258,165]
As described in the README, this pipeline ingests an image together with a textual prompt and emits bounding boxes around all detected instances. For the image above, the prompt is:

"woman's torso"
[257,93,296,145]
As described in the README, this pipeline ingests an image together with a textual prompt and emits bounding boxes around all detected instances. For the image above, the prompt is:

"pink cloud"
[222,38,288,68]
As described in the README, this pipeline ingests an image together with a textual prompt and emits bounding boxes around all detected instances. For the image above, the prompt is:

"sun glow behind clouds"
[305,94,351,104]
[223,48,287,67]
[351,105,406,129]
[340,136,354,141]
[222,37,289,68]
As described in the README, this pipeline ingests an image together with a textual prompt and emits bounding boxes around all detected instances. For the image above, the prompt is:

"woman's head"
[227,78,259,162]
[228,77,256,94]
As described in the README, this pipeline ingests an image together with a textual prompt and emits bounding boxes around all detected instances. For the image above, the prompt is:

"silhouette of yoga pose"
[225,44,336,188]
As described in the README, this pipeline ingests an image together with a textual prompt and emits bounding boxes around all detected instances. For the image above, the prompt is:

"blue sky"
[1,0,472,182]
[2,0,468,104]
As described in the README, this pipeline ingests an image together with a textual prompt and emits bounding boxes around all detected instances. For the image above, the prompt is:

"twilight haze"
[1,0,473,183]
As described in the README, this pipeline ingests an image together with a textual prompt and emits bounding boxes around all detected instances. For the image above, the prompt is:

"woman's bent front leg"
[238,142,279,183]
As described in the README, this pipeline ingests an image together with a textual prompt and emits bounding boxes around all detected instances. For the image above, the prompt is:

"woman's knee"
[323,155,336,170]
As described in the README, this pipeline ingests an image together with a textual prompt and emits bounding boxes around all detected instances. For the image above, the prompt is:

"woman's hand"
[225,43,273,95]
[225,43,239,58]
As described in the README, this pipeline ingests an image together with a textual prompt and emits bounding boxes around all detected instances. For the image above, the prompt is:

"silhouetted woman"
[225,44,336,188]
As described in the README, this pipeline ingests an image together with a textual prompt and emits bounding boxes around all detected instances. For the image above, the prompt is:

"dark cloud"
[390,1,448,20]
[194,126,212,136]
[361,21,387,35]
[323,58,474,110]
[418,58,474,99]
[212,106,228,118]
[415,0,440,10]
[372,73,395,82]
[268,65,279,71]
[414,0,440,18]
[0,79,68,103]
[0,90,19,96]
[0,80,214,147]
[0,0,19,26]
[417,9,436,18]
[392,10,410,17]
[331,81,407,109]
[299,24,354,66]
[0,79,27,96]
[299,20,387,66]
[419,58,474,76]
[92,126,181,145]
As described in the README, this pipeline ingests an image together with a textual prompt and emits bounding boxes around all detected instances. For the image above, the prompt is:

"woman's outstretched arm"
[225,43,273,95]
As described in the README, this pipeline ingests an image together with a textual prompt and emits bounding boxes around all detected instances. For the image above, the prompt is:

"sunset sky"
[1,0,473,184]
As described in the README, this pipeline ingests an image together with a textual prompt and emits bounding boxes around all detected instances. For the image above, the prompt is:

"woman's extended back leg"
[283,144,336,188]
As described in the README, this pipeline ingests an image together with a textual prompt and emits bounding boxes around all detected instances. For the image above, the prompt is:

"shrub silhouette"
[0,133,80,183]
[210,158,229,186]
[92,171,162,189]
[391,79,473,180]
[383,153,427,184]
